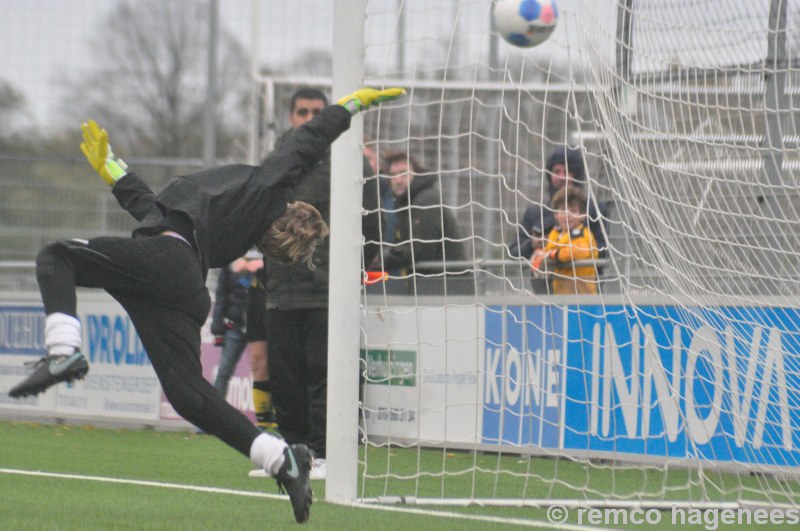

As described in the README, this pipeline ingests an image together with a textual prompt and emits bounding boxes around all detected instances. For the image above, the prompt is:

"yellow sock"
[253,387,269,417]
[253,384,277,429]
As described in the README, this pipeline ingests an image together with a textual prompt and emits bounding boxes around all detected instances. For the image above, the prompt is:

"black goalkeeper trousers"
[266,308,328,458]
[36,235,262,457]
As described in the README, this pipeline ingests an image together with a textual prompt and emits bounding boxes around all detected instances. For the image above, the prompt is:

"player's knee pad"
[36,240,86,279]
[35,243,62,277]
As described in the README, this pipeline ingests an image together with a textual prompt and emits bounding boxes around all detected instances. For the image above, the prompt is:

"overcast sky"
[0,0,335,128]
[3,0,793,131]
[0,0,614,130]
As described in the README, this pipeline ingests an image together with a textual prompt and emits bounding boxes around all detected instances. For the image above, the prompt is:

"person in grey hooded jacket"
[508,145,608,260]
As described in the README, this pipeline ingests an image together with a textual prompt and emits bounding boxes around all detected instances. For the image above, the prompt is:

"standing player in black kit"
[7,87,406,524]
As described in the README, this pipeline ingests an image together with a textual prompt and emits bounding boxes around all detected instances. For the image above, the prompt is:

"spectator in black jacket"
[262,88,383,481]
[375,151,471,294]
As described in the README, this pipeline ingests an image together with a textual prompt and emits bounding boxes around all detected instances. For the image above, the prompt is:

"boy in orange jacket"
[531,185,600,294]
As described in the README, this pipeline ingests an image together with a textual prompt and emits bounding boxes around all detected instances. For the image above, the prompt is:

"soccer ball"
[493,0,558,48]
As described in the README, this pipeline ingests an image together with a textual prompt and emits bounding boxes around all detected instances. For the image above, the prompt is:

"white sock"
[45,313,82,355]
[250,433,287,475]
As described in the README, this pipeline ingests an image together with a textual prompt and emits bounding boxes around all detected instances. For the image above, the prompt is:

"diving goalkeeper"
[7,87,406,524]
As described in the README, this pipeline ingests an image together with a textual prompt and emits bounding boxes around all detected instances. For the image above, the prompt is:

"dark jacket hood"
[546,145,586,193]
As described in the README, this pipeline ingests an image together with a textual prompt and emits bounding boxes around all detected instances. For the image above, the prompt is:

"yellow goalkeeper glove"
[80,120,128,186]
[337,87,406,114]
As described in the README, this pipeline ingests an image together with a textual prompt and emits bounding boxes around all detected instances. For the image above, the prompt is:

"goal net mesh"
[260,0,800,511]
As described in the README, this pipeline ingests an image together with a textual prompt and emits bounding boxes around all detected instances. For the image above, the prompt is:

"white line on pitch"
[0,468,614,530]
[332,501,618,530]
[0,468,283,500]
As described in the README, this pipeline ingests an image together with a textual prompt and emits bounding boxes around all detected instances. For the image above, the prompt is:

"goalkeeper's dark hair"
[290,88,328,111]
[257,201,329,268]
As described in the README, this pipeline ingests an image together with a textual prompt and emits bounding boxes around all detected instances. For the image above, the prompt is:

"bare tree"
[0,79,28,142]
[273,49,334,77]
[64,0,249,159]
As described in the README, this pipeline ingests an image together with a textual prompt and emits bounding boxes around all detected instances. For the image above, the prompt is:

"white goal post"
[254,0,800,517]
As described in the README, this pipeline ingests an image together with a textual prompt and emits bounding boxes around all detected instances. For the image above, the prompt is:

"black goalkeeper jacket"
[261,129,382,310]
[110,105,353,278]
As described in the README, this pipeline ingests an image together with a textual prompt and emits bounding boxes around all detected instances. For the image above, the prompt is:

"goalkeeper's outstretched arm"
[337,87,406,114]
[80,120,128,186]
[80,119,159,222]
[257,87,406,188]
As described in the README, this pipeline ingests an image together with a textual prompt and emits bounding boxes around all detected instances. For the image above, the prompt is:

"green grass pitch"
[1,421,795,530]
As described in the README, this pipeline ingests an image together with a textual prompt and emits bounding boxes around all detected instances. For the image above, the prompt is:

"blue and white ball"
[493,0,558,48]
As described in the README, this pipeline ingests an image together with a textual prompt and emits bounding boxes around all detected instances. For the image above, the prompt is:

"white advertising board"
[0,292,251,430]
[361,304,483,445]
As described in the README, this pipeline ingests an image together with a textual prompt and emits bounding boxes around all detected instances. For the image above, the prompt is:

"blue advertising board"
[0,305,46,356]
[483,303,800,468]
[482,304,565,448]
[562,305,800,467]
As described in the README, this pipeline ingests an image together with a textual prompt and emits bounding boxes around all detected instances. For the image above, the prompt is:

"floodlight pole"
[247,0,261,165]
[203,0,219,167]
[327,0,365,504]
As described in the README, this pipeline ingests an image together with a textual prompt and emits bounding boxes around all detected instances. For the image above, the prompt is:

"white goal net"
[259,0,800,516]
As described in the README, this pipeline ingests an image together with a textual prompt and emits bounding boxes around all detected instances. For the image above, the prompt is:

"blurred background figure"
[211,250,261,401]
